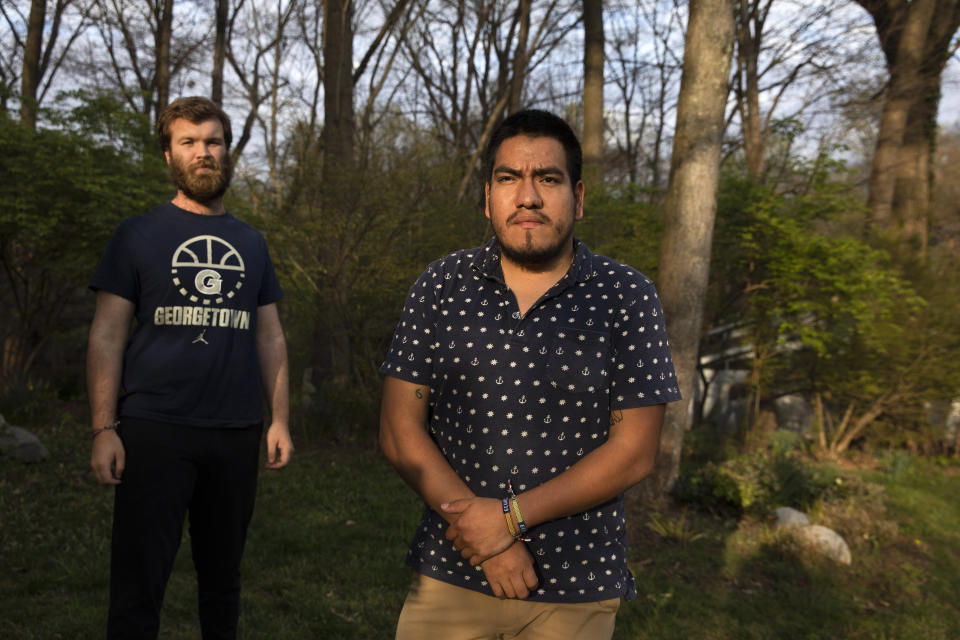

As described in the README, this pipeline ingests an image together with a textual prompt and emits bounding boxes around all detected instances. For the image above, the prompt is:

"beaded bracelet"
[92,420,120,439]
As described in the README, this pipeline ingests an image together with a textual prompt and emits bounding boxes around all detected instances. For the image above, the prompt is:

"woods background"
[3,0,960,498]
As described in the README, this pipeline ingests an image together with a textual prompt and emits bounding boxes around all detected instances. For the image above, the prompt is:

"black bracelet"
[92,421,120,439]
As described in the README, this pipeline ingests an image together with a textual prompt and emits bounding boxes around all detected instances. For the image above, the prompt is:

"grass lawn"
[2,415,959,639]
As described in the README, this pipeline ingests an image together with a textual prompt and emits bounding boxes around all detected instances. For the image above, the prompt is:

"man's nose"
[516,177,542,208]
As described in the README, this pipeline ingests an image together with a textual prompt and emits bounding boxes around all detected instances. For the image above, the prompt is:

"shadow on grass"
[0,430,420,640]
[3,410,959,639]
[617,509,857,640]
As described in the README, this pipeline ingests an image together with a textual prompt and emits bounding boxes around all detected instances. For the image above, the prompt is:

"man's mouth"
[508,212,548,229]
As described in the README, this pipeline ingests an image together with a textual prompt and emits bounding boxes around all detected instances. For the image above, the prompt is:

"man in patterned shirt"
[379,109,681,639]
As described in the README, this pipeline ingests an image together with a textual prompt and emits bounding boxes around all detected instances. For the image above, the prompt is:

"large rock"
[773,394,815,437]
[795,524,852,565]
[773,507,851,565]
[0,414,49,463]
[774,506,810,527]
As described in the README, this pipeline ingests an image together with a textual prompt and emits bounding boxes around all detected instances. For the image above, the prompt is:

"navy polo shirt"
[380,237,681,603]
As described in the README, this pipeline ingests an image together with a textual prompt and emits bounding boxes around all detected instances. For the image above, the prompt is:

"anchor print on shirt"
[381,244,682,601]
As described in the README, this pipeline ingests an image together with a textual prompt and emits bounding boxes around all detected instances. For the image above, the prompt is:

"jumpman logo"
[193,330,209,345]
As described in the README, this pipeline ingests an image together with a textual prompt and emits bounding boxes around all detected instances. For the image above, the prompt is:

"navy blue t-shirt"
[90,202,284,428]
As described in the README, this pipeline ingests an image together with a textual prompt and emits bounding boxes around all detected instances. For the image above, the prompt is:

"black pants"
[107,417,262,640]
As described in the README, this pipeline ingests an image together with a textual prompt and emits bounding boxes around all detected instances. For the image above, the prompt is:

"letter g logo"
[195,269,223,295]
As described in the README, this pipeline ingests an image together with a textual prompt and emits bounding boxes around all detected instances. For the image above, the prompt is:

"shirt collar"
[470,236,597,285]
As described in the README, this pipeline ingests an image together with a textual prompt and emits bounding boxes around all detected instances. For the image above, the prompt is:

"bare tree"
[153,0,172,114]
[731,0,868,182]
[19,0,45,128]
[224,0,303,178]
[2,0,93,126]
[398,0,579,189]
[212,0,229,105]
[297,0,417,389]
[640,0,735,499]
[856,0,960,257]
[507,0,532,113]
[323,0,355,168]
[606,0,685,196]
[88,0,205,121]
[582,0,604,182]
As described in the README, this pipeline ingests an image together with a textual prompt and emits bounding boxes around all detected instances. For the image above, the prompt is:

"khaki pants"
[395,574,620,640]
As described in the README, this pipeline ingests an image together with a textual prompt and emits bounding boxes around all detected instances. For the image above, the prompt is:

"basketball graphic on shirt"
[170,235,246,305]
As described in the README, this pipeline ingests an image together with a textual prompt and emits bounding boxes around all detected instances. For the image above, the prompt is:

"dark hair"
[482,109,582,188]
[157,97,233,152]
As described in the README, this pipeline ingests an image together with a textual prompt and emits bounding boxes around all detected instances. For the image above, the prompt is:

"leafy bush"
[0,379,60,424]
[0,93,169,390]
[877,449,916,481]
[646,509,706,543]
[673,452,836,514]
[707,170,960,454]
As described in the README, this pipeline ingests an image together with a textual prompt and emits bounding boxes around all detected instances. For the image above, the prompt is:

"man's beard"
[168,153,233,204]
[496,211,575,270]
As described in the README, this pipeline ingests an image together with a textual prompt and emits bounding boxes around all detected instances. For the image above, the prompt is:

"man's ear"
[163,150,171,166]
[484,182,492,220]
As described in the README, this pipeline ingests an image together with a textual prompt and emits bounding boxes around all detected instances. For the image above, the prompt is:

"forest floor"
[2,410,959,639]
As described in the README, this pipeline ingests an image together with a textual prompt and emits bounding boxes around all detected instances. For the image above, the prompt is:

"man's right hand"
[91,430,125,485]
[480,541,539,599]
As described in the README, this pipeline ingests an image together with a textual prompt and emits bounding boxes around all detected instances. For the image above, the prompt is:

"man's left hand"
[442,497,514,565]
[265,422,293,469]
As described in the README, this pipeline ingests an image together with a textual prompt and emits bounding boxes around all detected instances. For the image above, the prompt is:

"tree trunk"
[858,0,960,257]
[831,401,888,454]
[814,393,828,452]
[20,0,46,130]
[864,0,936,229]
[323,0,355,167]
[154,0,174,121]
[582,0,604,183]
[212,0,229,105]
[892,0,960,256]
[507,0,531,113]
[313,0,356,386]
[735,0,766,178]
[893,87,934,255]
[636,0,735,500]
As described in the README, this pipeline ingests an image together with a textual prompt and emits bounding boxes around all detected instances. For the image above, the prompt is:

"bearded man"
[87,96,293,639]
[379,109,682,639]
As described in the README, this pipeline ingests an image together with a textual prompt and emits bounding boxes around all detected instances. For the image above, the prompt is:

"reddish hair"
[157,97,232,152]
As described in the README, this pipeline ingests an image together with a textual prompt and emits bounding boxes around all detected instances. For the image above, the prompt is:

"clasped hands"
[442,496,538,599]
[442,496,515,565]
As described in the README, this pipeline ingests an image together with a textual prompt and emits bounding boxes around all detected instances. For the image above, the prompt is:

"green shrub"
[767,454,836,509]
[673,452,836,514]
[877,449,916,481]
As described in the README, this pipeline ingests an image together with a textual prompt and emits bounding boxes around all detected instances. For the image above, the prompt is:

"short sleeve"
[379,262,442,383]
[89,220,139,303]
[608,278,682,409]
[257,236,284,306]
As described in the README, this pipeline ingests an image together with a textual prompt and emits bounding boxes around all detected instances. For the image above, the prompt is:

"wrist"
[92,420,119,439]
[505,480,530,542]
